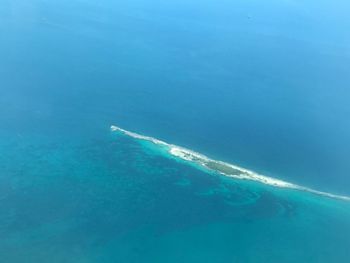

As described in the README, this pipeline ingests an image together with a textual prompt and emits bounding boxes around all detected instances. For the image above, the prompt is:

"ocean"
[0,0,350,262]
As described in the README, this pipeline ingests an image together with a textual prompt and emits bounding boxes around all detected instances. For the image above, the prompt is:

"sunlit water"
[1,0,350,262]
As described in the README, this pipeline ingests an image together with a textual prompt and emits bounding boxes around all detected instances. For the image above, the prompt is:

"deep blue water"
[0,0,350,262]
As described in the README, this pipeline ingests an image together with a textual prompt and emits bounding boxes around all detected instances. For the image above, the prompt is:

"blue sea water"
[1,0,350,262]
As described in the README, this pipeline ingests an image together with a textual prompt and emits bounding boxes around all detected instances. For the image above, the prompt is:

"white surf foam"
[111,125,350,202]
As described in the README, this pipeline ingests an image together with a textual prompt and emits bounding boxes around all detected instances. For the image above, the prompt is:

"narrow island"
[111,125,350,202]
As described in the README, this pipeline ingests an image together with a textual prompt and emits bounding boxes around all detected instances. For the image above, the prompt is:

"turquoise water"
[1,0,350,262]
[1,131,350,262]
